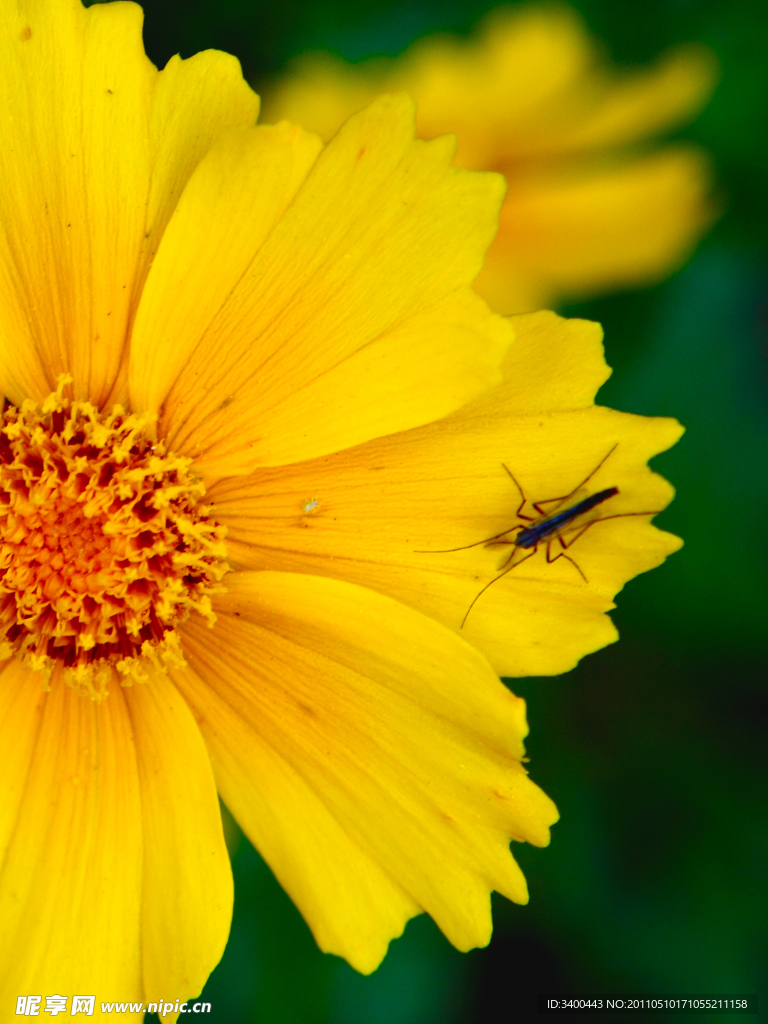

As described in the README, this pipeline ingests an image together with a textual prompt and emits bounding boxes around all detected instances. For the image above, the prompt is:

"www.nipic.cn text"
[16,995,212,1015]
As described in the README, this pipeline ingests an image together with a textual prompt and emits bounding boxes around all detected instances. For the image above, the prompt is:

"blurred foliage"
[131,1,767,1021]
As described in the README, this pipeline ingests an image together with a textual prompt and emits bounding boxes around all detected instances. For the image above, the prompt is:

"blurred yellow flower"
[263,4,718,314]
[0,0,683,1013]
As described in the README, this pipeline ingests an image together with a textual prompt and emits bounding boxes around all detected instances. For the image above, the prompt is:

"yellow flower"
[263,4,718,314]
[0,0,682,1014]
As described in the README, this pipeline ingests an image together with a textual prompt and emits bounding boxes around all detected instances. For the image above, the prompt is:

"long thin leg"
[551,509,663,554]
[459,500,662,622]
[558,443,619,507]
[571,510,662,525]
[501,463,535,520]
[532,497,569,515]
[461,547,538,627]
[517,444,621,520]
[558,552,588,581]
[542,505,663,574]
[545,537,588,581]
[558,520,599,550]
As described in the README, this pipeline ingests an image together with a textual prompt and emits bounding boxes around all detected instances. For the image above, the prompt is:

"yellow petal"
[142,49,260,273]
[0,0,152,408]
[529,44,717,159]
[261,7,595,161]
[210,312,683,677]
[0,658,50,890]
[105,48,260,407]
[131,94,509,475]
[497,310,610,411]
[0,0,258,409]
[130,120,324,426]
[263,10,716,165]
[475,147,716,313]
[175,572,557,971]
[0,659,231,1013]
[262,8,716,315]
[123,670,233,1006]
[261,51,384,146]
[172,663,420,975]
[0,664,144,1013]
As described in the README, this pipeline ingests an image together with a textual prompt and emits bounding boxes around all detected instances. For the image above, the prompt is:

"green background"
[130,0,768,1020]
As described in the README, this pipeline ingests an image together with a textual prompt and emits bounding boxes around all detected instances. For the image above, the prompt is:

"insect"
[421,444,661,627]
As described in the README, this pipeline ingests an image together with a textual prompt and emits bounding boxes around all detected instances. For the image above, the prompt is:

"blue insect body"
[418,444,661,627]
[515,487,619,549]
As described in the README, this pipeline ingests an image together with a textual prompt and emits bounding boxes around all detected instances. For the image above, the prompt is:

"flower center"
[0,381,227,697]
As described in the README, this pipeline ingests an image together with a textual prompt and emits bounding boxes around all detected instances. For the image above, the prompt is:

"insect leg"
[558,443,620,506]
[545,537,589,581]
[523,444,621,518]
[548,509,662,557]
[501,463,534,520]
[541,506,662,578]
[461,546,538,628]
[532,497,569,516]
[558,520,599,550]
[575,510,662,523]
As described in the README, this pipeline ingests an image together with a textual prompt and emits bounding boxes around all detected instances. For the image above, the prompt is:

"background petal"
[261,7,715,318]
[525,44,717,158]
[262,10,716,166]
[475,147,716,313]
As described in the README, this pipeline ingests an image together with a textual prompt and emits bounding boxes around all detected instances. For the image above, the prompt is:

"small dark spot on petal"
[19,25,32,41]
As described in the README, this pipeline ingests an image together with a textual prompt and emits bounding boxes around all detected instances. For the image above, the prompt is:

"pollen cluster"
[0,381,227,697]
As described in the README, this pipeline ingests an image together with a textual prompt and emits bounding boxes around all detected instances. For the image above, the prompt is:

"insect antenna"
[414,527,520,555]
[460,549,537,627]
[416,461,531,554]
[561,443,619,504]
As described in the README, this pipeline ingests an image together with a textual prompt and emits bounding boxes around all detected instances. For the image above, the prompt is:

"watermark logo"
[16,996,94,1016]
[16,996,211,1016]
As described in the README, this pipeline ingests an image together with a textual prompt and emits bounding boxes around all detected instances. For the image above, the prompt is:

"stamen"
[0,378,227,698]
